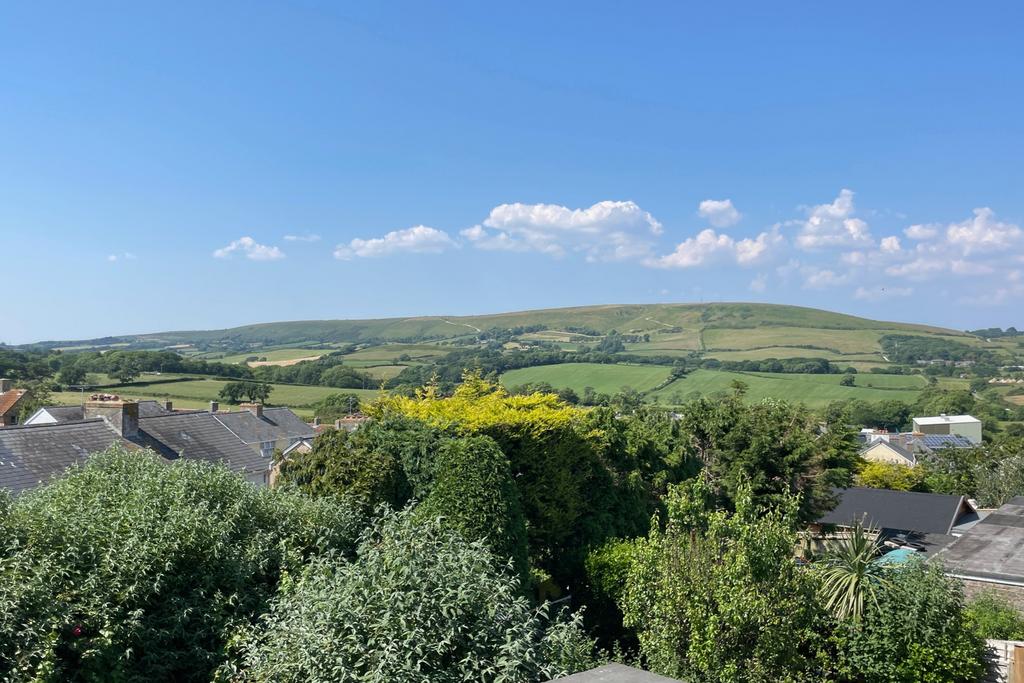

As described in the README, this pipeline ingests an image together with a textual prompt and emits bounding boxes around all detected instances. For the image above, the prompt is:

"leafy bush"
[620,475,828,682]
[0,447,364,682]
[965,590,1024,640]
[418,435,530,583]
[834,560,985,682]
[235,508,601,682]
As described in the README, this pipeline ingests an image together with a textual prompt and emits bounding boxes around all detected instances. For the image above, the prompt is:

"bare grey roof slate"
[859,440,917,464]
[41,405,85,421]
[0,420,126,494]
[138,412,267,475]
[817,487,970,535]
[552,664,682,682]
[931,497,1024,584]
[213,407,314,445]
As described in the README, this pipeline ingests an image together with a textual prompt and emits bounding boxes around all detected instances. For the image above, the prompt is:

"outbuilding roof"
[932,497,1024,585]
[817,487,973,535]
[913,414,981,426]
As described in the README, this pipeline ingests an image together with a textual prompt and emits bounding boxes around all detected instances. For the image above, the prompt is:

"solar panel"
[922,434,972,449]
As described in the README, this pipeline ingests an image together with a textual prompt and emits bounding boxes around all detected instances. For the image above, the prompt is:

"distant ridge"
[20,302,967,350]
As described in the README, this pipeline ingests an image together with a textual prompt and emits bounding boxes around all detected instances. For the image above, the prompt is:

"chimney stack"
[240,402,264,418]
[84,398,139,439]
[0,378,12,393]
[313,416,321,427]
[209,401,219,413]
[163,400,173,412]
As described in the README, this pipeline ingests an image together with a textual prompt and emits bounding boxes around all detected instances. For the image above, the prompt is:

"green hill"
[31,302,968,351]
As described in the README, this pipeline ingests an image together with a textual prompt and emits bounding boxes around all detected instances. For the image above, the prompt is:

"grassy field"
[342,344,450,362]
[648,369,925,408]
[701,326,886,354]
[47,376,383,418]
[219,347,328,365]
[500,363,673,395]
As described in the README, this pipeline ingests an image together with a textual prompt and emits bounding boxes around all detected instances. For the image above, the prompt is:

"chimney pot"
[84,399,139,439]
[209,401,219,413]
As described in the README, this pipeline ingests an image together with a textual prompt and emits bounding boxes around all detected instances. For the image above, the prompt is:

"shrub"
[235,508,601,682]
[0,447,364,682]
[834,560,985,682]
[965,590,1024,640]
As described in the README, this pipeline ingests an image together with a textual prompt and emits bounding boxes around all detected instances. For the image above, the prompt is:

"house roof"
[0,389,28,417]
[817,487,971,535]
[0,419,128,494]
[859,440,916,463]
[931,497,1024,585]
[281,438,315,457]
[551,664,682,682]
[29,400,171,424]
[919,434,975,450]
[913,414,981,426]
[137,412,267,475]
[213,407,315,445]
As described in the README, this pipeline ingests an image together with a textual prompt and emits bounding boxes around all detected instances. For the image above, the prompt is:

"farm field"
[219,348,328,365]
[500,363,673,395]
[47,376,382,417]
[342,344,450,362]
[648,369,925,408]
[623,330,702,354]
[701,326,886,354]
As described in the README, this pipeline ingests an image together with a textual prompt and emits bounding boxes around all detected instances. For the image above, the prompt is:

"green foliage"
[621,475,828,682]
[965,590,1024,640]
[856,461,928,491]
[676,395,859,522]
[418,436,530,584]
[276,427,411,514]
[0,448,364,682]
[234,508,602,682]
[815,519,889,622]
[833,560,985,682]
[311,392,362,421]
[839,373,855,387]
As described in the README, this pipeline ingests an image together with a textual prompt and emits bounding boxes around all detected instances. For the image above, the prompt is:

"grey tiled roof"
[213,408,314,445]
[0,420,127,494]
[552,664,682,682]
[40,405,86,422]
[817,487,970,535]
[859,440,917,464]
[138,412,268,475]
[932,497,1024,584]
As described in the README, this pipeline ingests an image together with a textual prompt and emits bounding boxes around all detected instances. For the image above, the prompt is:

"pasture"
[701,326,885,354]
[500,363,673,395]
[648,369,925,408]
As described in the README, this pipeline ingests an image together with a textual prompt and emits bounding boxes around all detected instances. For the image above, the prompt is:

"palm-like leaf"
[817,518,890,622]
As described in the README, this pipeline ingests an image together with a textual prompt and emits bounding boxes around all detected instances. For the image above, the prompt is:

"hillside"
[30,302,967,351]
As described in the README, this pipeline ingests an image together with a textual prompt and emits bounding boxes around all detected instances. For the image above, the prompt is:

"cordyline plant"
[816,517,890,622]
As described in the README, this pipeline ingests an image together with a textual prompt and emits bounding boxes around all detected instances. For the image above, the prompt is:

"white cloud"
[879,236,902,253]
[213,236,285,261]
[698,199,741,228]
[749,274,767,292]
[945,207,1023,254]
[464,200,663,261]
[853,285,913,301]
[284,233,321,242]
[904,224,938,240]
[334,225,455,259]
[794,189,873,250]
[107,254,117,262]
[647,227,781,269]
[841,251,867,266]
[106,252,136,263]
[801,266,849,289]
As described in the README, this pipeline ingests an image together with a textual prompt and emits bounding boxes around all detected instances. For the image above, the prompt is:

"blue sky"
[2,2,1022,344]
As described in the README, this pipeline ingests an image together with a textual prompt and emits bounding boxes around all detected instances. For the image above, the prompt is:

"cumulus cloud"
[882,208,1022,282]
[647,227,781,269]
[106,252,136,262]
[801,266,849,289]
[463,200,663,262]
[794,189,873,249]
[334,225,455,259]
[853,285,914,301]
[904,224,938,240]
[945,207,1023,254]
[213,237,284,261]
[698,199,741,228]
[284,233,321,242]
[749,274,767,292]
[879,236,902,253]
